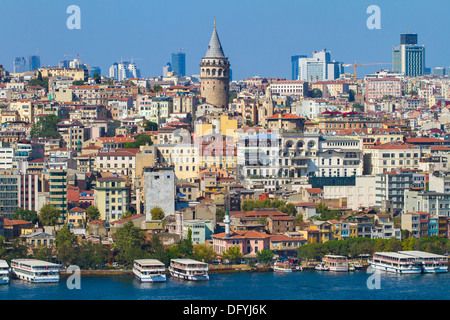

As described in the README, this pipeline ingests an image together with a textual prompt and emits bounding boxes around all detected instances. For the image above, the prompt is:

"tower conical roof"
[204,25,225,58]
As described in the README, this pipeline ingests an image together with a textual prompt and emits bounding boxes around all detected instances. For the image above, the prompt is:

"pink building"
[365,77,402,101]
[212,230,271,258]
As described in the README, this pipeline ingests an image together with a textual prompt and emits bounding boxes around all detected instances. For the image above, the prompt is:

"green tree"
[73,80,85,85]
[28,71,49,90]
[144,121,158,131]
[86,205,100,221]
[39,205,61,227]
[124,134,153,149]
[222,246,243,263]
[348,89,355,102]
[309,88,322,98]
[12,208,38,224]
[112,221,147,265]
[178,228,194,258]
[55,225,77,266]
[93,72,101,84]
[193,243,216,262]
[216,208,225,221]
[256,249,274,265]
[30,115,61,138]
[0,236,7,259]
[150,207,165,220]
[33,245,54,262]
[122,211,133,219]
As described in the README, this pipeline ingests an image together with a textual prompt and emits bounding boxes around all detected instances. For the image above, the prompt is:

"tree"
[33,245,55,262]
[216,208,225,221]
[122,211,133,219]
[28,71,49,90]
[112,221,147,265]
[73,80,85,85]
[144,121,158,131]
[309,88,322,98]
[348,89,356,102]
[30,114,61,138]
[256,249,274,265]
[193,244,216,262]
[39,205,61,227]
[222,246,243,263]
[124,134,153,149]
[178,228,194,258]
[150,207,165,220]
[12,208,38,224]
[55,225,78,266]
[93,72,101,84]
[86,205,100,221]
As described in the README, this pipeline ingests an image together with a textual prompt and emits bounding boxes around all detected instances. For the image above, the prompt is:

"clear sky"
[0,0,448,80]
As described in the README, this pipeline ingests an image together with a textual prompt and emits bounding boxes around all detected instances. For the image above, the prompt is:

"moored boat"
[315,262,329,271]
[398,251,448,273]
[369,252,422,274]
[133,259,166,282]
[322,255,349,272]
[0,260,9,284]
[10,259,61,283]
[169,259,209,281]
[273,263,292,273]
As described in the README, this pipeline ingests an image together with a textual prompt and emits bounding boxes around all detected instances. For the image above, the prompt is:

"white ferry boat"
[10,259,61,283]
[168,259,209,281]
[273,262,292,273]
[0,260,9,284]
[398,251,448,273]
[322,255,349,272]
[369,252,422,274]
[133,259,166,282]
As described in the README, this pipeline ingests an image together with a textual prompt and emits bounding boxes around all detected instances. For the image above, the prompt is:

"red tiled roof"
[305,188,323,194]
[269,235,307,242]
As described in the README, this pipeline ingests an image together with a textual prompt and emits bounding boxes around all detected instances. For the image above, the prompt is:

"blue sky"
[0,0,448,80]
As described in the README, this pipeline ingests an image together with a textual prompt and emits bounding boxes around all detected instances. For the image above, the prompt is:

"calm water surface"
[0,271,448,300]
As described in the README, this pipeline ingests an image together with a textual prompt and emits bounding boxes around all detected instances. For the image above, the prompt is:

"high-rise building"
[291,55,307,80]
[163,62,172,77]
[200,19,230,108]
[26,55,41,71]
[297,50,343,82]
[49,169,68,225]
[109,60,141,81]
[392,33,425,77]
[171,52,186,77]
[13,55,40,73]
[13,57,27,73]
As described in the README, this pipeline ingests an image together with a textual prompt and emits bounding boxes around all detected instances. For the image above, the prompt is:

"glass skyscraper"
[171,52,186,77]
[291,55,307,80]
[392,33,425,77]
[13,55,40,73]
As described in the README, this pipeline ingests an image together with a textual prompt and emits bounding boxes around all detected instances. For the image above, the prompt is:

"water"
[0,270,449,300]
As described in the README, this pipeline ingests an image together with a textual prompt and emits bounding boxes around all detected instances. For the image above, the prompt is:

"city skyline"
[0,0,448,80]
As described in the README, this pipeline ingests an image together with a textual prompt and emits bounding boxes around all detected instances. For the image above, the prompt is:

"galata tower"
[200,19,230,109]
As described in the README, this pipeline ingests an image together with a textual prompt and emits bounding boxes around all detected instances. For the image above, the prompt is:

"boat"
[273,263,292,273]
[168,259,209,281]
[0,260,9,284]
[369,252,422,274]
[133,259,167,282]
[398,251,448,273]
[353,262,365,270]
[10,259,61,283]
[348,263,356,271]
[315,262,329,271]
[322,255,349,272]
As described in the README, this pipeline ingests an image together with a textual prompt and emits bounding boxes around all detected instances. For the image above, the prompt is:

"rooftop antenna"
[214,17,216,29]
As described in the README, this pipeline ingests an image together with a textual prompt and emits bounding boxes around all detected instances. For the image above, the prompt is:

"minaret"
[224,208,230,237]
[200,19,230,109]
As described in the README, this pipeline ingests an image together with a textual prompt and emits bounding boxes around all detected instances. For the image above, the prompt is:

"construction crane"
[343,60,392,79]
[63,54,83,67]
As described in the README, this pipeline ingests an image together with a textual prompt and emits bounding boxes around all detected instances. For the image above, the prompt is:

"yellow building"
[94,175,130,223]
[38,67,88,81]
